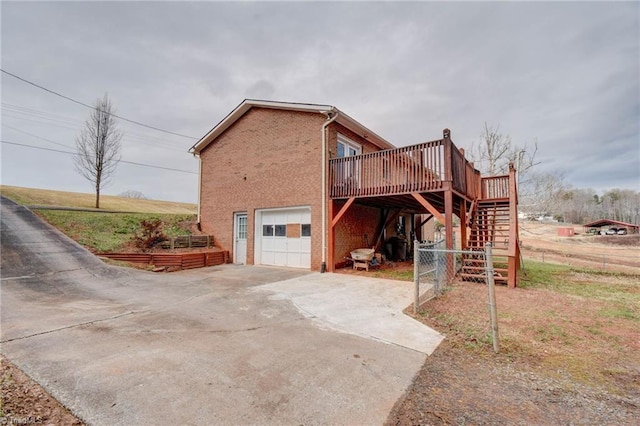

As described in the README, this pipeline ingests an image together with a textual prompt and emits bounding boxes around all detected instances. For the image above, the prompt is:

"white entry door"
[234,212,247,264]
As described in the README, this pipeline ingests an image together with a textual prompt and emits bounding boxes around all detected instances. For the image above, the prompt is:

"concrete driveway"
[1,197,442,425]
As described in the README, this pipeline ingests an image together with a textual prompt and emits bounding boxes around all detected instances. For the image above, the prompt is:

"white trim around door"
[233,212,248,264]
[254,207,311,268]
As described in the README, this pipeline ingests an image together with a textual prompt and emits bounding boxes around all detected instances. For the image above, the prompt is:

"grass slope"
[0,185,196,214]
[1,185,198,252]
[36,210,196,252]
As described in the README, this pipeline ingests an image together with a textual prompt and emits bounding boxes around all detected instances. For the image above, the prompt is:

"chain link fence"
[413,240,501,351]
[413,240,489,312]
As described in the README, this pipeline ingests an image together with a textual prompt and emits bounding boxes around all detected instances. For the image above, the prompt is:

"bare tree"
[470,123,511,176]
[519,170,568,218]
[470,122,539,182]
[75,93,122,208]
[118,190,147,199]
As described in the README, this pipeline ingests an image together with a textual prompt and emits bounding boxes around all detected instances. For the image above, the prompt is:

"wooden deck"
[327,129,520,287]
[329,133,481,202]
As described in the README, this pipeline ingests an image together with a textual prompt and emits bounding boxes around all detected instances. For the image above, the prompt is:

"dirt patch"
[386,275,640,425]
[1,356,84,425]
[519,223,639,273]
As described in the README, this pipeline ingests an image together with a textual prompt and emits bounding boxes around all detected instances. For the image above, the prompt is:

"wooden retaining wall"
[99,251,229,270]
[160,235,214,249]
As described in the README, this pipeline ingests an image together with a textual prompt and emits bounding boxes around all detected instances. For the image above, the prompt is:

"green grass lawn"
[519,261,639,316]
[35,210,196,252]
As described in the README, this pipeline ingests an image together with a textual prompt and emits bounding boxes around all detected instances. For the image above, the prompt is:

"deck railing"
[329,138,481,200]
[481,175,510,200]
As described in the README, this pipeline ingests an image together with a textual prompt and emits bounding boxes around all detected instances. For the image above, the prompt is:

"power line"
[2,104,189,152]
[1,140,198,175]
[1,119,187,153]
[1,68,198,140]
[2,123,74,149]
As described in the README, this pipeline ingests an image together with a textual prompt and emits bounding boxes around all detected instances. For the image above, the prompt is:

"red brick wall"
[327,122,382,157]
[198,107,388,271]
[334,202,380,262]
[199,108,326,269]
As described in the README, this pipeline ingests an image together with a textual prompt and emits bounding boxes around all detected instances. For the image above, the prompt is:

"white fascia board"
[190,99,334,154]
[189,99,395,154]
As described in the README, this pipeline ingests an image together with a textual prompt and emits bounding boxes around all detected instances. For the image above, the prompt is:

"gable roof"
[189,99,395,154]
[583,219,639,229]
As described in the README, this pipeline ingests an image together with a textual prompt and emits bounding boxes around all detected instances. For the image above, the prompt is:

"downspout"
[197,154,202,227]
[192,151,203,230]
[321,108,339,273]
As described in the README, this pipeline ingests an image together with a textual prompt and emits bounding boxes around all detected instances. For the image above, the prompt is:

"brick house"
[190,99,521,286]
[190,99,396,271]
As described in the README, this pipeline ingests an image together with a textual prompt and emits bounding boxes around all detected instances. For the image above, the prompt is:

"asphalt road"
[0,196,433,425]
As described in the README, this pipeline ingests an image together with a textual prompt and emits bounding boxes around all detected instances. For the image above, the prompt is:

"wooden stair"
[461,199,513,285]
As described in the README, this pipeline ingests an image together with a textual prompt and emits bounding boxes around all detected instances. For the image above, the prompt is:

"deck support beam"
[414,214,433,242]
[411,193,445,225]
[373,208,404,251]
[328,197,355,271]
[416,214,433,230]
[331,197,355,228]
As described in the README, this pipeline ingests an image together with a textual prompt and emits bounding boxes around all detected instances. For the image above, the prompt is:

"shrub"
[133,219,168,251]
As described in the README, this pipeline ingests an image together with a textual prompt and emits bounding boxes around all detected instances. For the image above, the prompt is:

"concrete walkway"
[258,273,444,355]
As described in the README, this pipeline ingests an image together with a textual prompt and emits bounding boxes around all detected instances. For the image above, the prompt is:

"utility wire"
[1,68,198,140]
[1,140,198,175]
[2,102,184,146]
[1,123,74,149]
[1,120,186,153]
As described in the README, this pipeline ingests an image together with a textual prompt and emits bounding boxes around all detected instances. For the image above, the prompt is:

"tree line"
[552,188,639,225]
[470,123,639,225]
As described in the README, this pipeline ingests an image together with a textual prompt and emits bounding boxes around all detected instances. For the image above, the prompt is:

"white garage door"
[258,208,311,268]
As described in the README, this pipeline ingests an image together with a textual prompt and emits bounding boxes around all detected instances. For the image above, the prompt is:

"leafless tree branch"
[74,93,122,208]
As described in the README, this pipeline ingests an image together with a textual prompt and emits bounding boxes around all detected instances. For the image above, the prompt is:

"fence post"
[414,240,419,314]
[485,242,500,353]
[435,246,441,296]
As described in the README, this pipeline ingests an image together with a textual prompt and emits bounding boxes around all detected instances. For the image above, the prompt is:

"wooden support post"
[328,199,335,272]
[459,200,467,251]
[444,189,454,282]
[444,191,453,250]
[508,252,518,289]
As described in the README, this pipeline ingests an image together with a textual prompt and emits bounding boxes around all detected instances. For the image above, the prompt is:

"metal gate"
[413,240,489,312]
[413,240,500,352]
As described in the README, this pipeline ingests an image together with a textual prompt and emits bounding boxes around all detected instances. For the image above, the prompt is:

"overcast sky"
[1,1,638,203]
